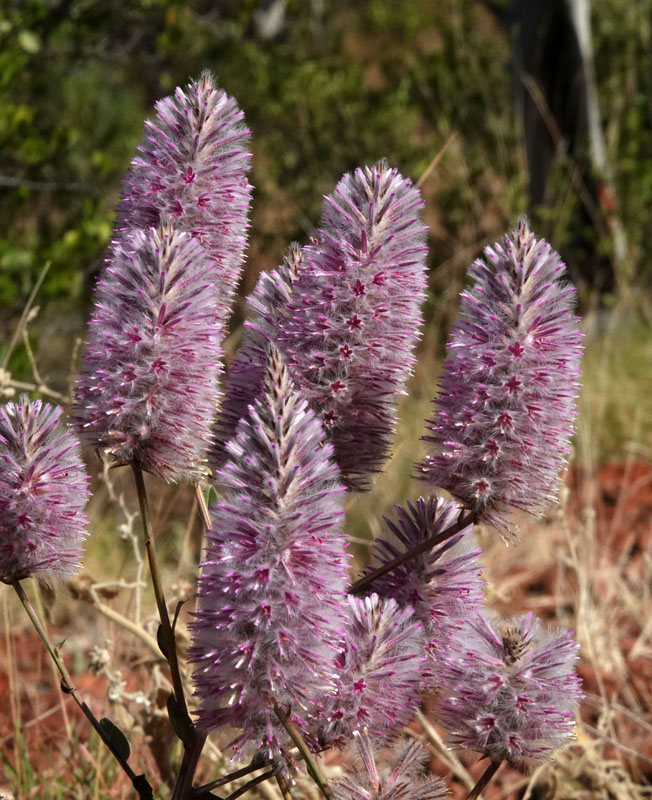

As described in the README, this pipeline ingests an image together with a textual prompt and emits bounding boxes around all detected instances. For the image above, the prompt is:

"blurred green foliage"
[0,0,650,356]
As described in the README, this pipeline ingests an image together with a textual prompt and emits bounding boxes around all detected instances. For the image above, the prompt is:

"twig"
[1,376,68,403]
[416,132,457,189]
[349,510,476,595]
[87,589,162,660]
[466,760,502,800]
[196,483,213,530]
[12,579,153,799]
[273,703,333,800]
[2,260,51,370]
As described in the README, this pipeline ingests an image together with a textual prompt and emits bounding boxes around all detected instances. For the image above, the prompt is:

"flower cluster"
[75,225,222,481]
[318,594,425,748]
[436,612,582,767]
[68,72,584,794]
[418,218,583,539]
[277,161,428,491]
[0,397,89,584]
[189,347,350,762]
[368,496,484,671]
[332,730,449,800]
[116,71,252,326]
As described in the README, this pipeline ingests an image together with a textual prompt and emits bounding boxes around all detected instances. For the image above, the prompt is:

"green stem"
[132,464,189,728]
[466,759,502,800]
[348,510,476,595]
[13,580,153,799]
[273,703,333,800]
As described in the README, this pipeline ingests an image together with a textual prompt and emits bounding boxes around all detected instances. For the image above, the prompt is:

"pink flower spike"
[418,218,583,540]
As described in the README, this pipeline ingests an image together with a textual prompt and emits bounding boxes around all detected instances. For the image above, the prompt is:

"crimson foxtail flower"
[317,593,425,748]
[417,218,583,539]
[332,730,449,800]
[367,496,484,673]
[436,611,582,768]
[0,397,89,583]
[278,160,428,491]
[189,346,350,764]
[209,243,303,471]
[74,225,222,482]
[116,71,252,325]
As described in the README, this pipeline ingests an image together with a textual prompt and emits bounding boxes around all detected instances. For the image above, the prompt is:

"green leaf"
[203,484,219,509]
[98,717,131,763]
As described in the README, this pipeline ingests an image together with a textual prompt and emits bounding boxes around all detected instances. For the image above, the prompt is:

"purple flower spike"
[436,612,582,768]
[332,730,449,800]
[209,243,303,472]
[279,160,428,491]
[418,218,583,539]
[189,346,350,764]
[368,496,484,673]
[0,397,89,584]
[319,594,425,748]
[75,225,222,482]
[117,71,252,324]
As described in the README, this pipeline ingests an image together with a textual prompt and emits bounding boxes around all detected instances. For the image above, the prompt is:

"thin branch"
[195,483,213,530]
[2,260,51,370]
[416,132,457,189]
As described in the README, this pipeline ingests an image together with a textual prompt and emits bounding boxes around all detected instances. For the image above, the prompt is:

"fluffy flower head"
[319,593,425,748]
[436,612,582,767]
[332,730,449,800]
[190,346,350,763]
[75,225,222,481]
[368,496,484,670]
[278,161,428,491]
[418,218,583,539]
[0,397,89,583]
[117,71,252,324]
[209,243,303,471]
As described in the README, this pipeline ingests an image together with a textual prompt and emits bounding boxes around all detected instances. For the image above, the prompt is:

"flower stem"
[193,756,274,796]
[349,509,476,595]
[222,767,279,800]
[466,759,502,800]
[13,579,153,799]
[273,702,333,800]
[132,464,190,727]
[169,483,215,799]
